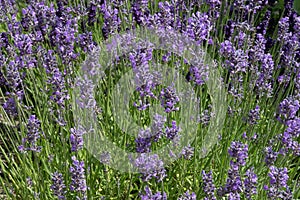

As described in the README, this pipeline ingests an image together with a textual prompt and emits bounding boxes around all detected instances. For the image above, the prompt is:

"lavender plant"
[0,0,300,199]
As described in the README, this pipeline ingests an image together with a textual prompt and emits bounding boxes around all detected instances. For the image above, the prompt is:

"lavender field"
[0,0,300,199]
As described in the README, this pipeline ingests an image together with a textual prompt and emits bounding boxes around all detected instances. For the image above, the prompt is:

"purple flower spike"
[140,186,167,200]
[244,168,258,200]
[202,170,217,200]
[264,166,292,200]
[264,146,279,166]
[70,156,87,199]
[18,115,42,153]
[178,190,196,200]
[135,128,152,153]
[70,125,86,152]
[247,105,260,125]
[50,172,66,200]
[160,86,180,113]
[165,121,180,140]
[228,141,248,166]
[134,153,166,182]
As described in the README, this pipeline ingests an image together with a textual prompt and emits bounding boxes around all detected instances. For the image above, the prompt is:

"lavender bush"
[0,0,300,199]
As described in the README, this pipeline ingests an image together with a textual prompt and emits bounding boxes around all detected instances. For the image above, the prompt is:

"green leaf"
[293,0,300,15]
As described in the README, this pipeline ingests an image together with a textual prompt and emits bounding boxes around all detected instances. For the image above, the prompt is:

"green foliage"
[294,0,300,15]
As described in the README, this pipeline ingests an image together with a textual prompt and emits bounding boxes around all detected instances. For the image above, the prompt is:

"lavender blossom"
[277,97,300,123]
[20,5,38,32]
[134,153,166,182]
[132,0,150,26]
[178,190,196,200]
[150,114,166,142]
[129,48,159,102]
[135,128,152,153]
[140,186,167,200]
[160,86,180,113]
[180,145,194,160]
[243,168,258,199]
[264,166,292,200]
[218,141,248,197]
[247,105,260,125]
[18,115,42,153]
[165,121,180,140]
[188,64,209,86]
[70,125,86,152]
[13,33,33,56]
[49,6,78,64]
[70,156,87,199]
[87,1,97,26]
[202,170,217,200]
[3,96,18,118]
[228,141,248,166]
[48,68,70,108]
[264,146,279,166]
[77,32,96,52]
[50,172,66,200]
[100,4,121,39]
[186,12,212,44]
[281,118,300,155]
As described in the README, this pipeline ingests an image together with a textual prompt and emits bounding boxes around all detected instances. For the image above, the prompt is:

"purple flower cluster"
[135,128,153,153]
[18,115,42,153]
[178,190,196,200]
[202,170,217,200]
[70,156,87,199]
[160,86,180,113]
[247,105,260,125]
[70,125,87,152]
[243,168,258,200]
[218,141,254,199]
[179,145,194,160]
[150,114,166,142]
[165,121,180,140]
[264,146,279,166]
[140,186,167,200]
[100,3,121,39]
[50,172,66,200]
[264,166,292,199]
[134,153,166,182]
[277,97,300,123]
[185,12,212,44]
[281,117,300,155]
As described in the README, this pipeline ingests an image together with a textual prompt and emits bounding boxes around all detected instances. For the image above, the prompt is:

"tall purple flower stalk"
[185,12,212,45]
[140,186,167,200]
[100,3,121,39]
[178,190,196,200]
[70,156,87,200]
[218,141,249,198]
[160,86,180,113]
[264,166,292,200]
[247,105,260,125]
[281,117,300,155]
[132,0,150,26]
[18,115,42,153]
[70,125,86,152]
[165,121,180,140]
[264,146,279,166]
[150,113,166,142]
[243,168,258,200]
[134,153,166,182]
[202,170,217,200]
[50,172,66,200]
[135,128,152,153]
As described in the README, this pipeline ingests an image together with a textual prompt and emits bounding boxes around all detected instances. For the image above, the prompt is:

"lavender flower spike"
[50,172,66,200]
[70,156,87,199]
